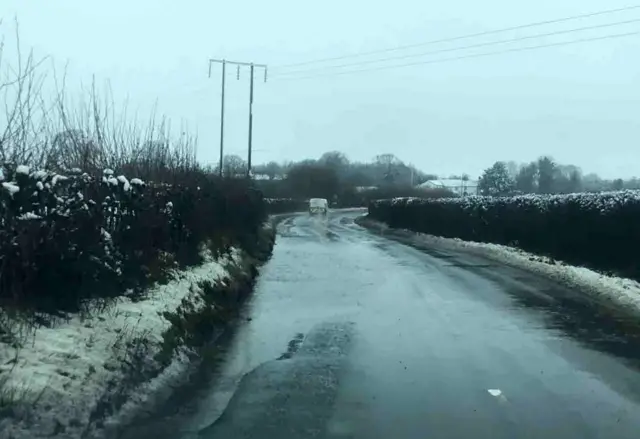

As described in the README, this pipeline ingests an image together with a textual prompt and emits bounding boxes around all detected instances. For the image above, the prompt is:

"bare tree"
[0,19,50,166]
[537,156,556,194]
[0,21,200,183]
[374,154,403,184]
[264,161,282,180]
[46,129,101,171]
[222,154,247,177]
[612,178,624,191]
[515,163,538,193]
[374,153,402,167]
[319,151,349,169]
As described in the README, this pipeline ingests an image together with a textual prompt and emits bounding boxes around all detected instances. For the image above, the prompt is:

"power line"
[270,30,640,82]
[272,18,640,78]
[273,4,640,70]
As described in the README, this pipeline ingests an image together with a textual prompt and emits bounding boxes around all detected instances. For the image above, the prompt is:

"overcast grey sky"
[3,0,640,178]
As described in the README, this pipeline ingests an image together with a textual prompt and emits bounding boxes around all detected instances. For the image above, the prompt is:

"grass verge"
[87,224,276,439]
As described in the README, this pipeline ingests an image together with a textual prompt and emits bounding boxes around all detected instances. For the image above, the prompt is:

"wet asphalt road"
[142,211,640,438]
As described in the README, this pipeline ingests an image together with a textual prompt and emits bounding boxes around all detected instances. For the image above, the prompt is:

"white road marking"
[488,388,509,403]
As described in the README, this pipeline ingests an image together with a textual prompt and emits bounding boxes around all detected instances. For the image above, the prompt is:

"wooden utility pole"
[247,64,255,177]
[208,59,267,178]
[208,60,226,176]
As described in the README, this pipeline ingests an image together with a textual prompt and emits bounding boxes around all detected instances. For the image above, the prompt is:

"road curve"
[129,210,640,439]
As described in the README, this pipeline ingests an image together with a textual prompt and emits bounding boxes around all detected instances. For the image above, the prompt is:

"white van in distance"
[309,198,329,216]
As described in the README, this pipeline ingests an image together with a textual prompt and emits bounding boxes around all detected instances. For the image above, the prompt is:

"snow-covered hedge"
[369,191,640,280]
[0,164,266,314]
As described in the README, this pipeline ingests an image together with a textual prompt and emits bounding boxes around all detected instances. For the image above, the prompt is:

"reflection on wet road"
[138,211,640,438]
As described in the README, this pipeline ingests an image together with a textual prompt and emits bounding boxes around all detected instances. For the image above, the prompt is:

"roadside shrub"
[0,164,266,313]
[0,29,269,316]
[369,191,640,280]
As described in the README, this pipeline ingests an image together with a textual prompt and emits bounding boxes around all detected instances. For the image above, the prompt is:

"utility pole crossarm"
[210,58,267,68]
[209,59,268,83]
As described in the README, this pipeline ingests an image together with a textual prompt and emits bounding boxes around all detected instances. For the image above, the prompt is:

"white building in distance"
[417,178,479,196]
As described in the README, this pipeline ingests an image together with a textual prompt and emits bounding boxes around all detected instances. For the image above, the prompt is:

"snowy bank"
[0,225,276,439]
[356,216,640,316]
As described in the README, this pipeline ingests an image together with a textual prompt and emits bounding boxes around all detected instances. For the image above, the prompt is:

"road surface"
[126,210,640,439]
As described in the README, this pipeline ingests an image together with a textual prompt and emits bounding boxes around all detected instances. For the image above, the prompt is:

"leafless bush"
[46,80,199,181]
[0,20,51,167]
[0,24,266,316]
[0,20,199,183]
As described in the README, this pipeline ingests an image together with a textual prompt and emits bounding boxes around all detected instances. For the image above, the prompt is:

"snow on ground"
[428,236,640,312]
[364,218,640,315]
[0,247,243,438]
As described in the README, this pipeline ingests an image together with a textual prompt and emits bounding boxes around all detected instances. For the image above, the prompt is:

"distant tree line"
[240,151,442,205]
[478,156,640,196]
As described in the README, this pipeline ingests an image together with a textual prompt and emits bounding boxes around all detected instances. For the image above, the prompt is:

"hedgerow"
[0,29,272,321]
[369,191,640,280]
[0,163,266,314]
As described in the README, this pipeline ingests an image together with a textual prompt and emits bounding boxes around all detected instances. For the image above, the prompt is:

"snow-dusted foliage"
[17,212,42,220]
[370,191,640,280]
[0,164,267,313]
[15,165,30,175]
[2,182,20,196]
[116,175,131,191]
